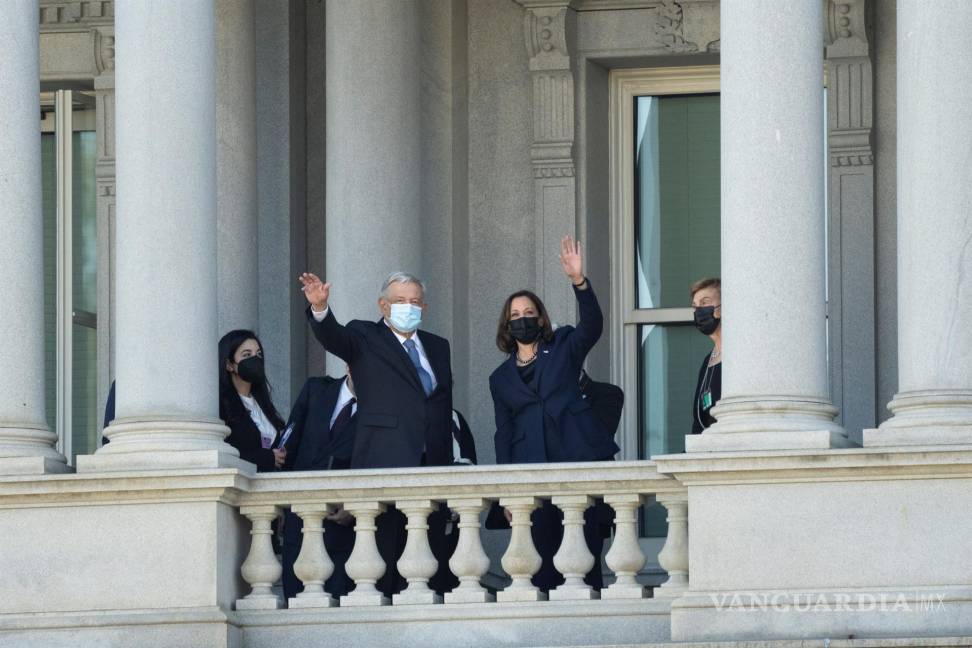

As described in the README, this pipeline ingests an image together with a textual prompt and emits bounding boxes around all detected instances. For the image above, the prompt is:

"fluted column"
[865,1,972,447]
[342,502,390,607]
[445,498,494,604]
[394,499,441,604]
[216,0,259,332]
[325,0,422,327]
[497,497,545,602]
[79,0,241,471]
[0,0,68,475]
[687,0,848,452]
[289,506,336,608]
[237,506,283,610]
[602,494,647,599]
[550,495,595,600]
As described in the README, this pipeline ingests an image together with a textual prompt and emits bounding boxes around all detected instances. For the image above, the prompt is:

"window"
[41,90,99,464]
[608,67,721,464]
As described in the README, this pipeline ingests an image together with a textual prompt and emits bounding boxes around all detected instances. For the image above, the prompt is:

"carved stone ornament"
[654,0,699,53]
[826,0,868,57]
[39,1,114,30]
[94,28,115,75]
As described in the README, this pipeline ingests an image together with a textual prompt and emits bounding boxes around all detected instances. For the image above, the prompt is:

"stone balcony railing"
[234,461,688,612]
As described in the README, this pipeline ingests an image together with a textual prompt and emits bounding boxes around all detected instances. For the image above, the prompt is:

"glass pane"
[72,323,98,457]
[72,131,98,458]
[73,131,97,314]
[638,323,713,458]
[639,323,714,536]
[635,94,721,309]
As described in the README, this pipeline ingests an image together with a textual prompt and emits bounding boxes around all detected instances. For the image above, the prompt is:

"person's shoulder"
[418,329,449,346]
[489,358,512,382]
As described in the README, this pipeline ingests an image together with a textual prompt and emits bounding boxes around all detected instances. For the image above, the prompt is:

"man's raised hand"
[299,272,331,311]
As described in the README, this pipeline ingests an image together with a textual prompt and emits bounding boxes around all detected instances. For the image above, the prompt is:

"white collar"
[335,378,356,410]
[384,319,422,348]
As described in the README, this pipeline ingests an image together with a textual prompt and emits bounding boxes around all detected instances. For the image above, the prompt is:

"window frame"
[607,66,720,460]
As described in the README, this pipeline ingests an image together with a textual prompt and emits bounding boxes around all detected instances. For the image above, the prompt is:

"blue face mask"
[388,303,423,333]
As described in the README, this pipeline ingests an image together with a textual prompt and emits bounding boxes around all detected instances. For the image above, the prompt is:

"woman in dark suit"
[218,329,287,472]
[489,235,619,592]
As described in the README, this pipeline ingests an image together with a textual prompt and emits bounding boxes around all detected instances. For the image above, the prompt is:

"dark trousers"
[375,505,457,598]
[282,510,355,600]
[531,500,606,593]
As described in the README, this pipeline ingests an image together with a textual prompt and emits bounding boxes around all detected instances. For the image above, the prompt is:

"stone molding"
[826,0,868,56]
[39,0,113,31]
[515,0,580,322]
[824,0,875,442]
[94,26,115,75]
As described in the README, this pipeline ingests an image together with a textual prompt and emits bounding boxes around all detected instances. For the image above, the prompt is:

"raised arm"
[299,272,359,362]
[558,235,603,361]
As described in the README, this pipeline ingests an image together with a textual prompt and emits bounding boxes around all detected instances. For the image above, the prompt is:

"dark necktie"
[402,338,434,396]
[331,397,356,434]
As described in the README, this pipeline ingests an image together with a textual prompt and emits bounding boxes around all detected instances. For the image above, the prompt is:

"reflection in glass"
[73,132,98,458]
[41,129,98,462]
[638,324,713,459]
[635,94,721,309]
[639,323,713,536]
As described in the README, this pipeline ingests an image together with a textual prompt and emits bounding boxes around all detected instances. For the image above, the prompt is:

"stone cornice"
[39,0,113,32]
[653,446,972,486]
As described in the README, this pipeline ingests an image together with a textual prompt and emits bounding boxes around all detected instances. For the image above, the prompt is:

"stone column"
[865,0,972,446]
[0,0,68,475]
[325,0,421,329]
[687,0,848,452]
[79,0,241,471]
[216,0,259,332]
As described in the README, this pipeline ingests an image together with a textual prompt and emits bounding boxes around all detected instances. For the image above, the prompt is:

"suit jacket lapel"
[531,340,554,392]
[311,378,344,467]
[503,354,538,400]
[375,320,425,394]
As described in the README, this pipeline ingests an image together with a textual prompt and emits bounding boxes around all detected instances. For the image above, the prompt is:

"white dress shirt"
[311,306,437,391]
[329,378,358,428]
[239,393,278,449]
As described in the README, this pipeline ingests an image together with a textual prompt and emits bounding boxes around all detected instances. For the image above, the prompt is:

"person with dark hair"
[218,329,287,471]
[488,234,619,593]
[689,278,722,435]
[296,269,455,598]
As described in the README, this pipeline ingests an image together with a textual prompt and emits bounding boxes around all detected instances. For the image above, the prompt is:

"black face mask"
[693,306,720,336]
[508,317,542,344]
[236,355,266,385]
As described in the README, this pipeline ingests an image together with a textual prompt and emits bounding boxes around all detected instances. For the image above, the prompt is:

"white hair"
[380,272,427,300]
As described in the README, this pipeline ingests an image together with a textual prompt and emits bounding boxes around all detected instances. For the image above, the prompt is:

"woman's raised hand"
[558,234,584,284]
[299,272,331,311]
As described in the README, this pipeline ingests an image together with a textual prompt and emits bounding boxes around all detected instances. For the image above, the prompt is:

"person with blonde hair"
[689,278,722,434]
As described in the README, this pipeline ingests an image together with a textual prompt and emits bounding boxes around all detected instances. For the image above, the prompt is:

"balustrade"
[234,461,687,611]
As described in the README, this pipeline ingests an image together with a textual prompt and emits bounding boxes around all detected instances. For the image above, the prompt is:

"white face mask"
[388,303,422,333]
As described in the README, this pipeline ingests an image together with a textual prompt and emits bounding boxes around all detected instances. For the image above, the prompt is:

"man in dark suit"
[298,271,453,469]
[280,370,358,600]
[297,270,455,597]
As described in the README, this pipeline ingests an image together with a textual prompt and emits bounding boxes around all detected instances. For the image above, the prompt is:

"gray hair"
[380,271,427,300]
